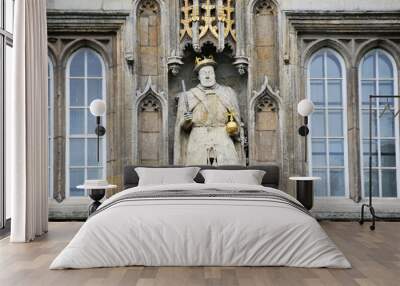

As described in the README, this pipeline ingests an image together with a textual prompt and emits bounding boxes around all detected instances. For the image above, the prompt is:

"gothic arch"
[248,0,280,13]
[354,39,400,70]
[60,39,111,71]
[302,39,352,70]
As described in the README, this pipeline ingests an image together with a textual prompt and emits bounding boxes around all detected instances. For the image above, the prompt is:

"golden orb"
[226,120,239,135]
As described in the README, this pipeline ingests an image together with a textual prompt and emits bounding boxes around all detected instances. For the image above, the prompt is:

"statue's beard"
[199,79,216,88]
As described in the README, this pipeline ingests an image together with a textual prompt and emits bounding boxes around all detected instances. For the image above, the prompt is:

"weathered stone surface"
[139,47,159,76]
[255,16,275,45]
[46,1,400,219]
[254,130,277,162]
[256,111,277,131]
[139,132,160,161]
[139,111,161,132]
[139,18,149,46]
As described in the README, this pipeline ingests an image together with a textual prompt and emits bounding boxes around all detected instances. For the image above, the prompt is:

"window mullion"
[84,49,88,196]
[323,52,331,197]
[375,51,383,198]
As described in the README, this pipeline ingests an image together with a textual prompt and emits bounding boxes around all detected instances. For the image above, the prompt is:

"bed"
[50,165,351,269]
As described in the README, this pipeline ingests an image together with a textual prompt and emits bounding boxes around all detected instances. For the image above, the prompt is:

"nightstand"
[289,177,320,210]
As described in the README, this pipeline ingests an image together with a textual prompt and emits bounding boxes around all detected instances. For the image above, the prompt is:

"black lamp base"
[359,204,376,231]
[88,189,105,215]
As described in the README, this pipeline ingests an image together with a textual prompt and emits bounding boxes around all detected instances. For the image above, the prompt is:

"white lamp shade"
[297,99,315,117]
[89,99,106,117]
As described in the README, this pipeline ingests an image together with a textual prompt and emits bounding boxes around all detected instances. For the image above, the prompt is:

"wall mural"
[46,0,281,205]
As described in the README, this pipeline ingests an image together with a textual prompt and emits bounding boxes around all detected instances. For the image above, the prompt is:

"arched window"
[66,48,106,197]
[307,49,349,197]
[48,57,54,197]
[359,49,399,198]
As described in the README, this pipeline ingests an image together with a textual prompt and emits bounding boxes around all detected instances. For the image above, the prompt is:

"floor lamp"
[359,94,400,231]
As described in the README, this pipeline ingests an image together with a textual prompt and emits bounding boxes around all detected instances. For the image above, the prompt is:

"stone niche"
[138,95,162,165]
[136,0,167,165]
[252,0,278,90]
[136,0,163,89]
[254,94,279,163]
[168,43,248,163]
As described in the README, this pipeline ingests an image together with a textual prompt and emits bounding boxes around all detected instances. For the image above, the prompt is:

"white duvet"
[50,183,351,269]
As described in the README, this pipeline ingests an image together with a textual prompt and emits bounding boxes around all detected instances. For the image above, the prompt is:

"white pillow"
[200,169,266,185]
[135,167,200,186]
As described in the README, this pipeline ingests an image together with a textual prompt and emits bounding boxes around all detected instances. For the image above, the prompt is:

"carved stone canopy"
[180,0,236,53]
[136,76,165,103]
[252,76,280,108]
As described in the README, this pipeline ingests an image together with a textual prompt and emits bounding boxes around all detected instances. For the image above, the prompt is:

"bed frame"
[123,165,280,189]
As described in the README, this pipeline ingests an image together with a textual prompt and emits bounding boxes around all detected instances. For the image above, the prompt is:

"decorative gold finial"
[194,55,217,72]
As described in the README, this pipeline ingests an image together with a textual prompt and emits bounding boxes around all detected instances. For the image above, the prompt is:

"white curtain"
[7,0,48,242]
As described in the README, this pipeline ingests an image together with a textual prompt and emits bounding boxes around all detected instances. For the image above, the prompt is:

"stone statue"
[174,56,245,165]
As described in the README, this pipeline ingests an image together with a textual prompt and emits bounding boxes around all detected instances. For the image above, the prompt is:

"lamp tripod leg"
[369,206,376,231]
[359,203,366,225]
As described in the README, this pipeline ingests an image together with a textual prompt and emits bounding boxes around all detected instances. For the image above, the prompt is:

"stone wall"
[46,0,400,219]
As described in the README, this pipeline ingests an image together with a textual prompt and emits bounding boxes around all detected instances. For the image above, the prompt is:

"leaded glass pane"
[330,169,345,196]
[69,109,85,135]
[362,139,379,168]
[326,53,341,78]
[328,110,343,137]
[329,139,344,167]
[69,79,85,106]
[311,110,326,137]
[310,80,324,107]
[311,139,326,167]
[364,170,379,197]
[379,111,395,138]
[310,55,324,78]
[362,110,377,138]
[378,81,394,106]
[327,80,342,106]
[313,169,328,197]
[87,51,103,77]
[361,81,375,107]
[381,170,397,197]
[87,111,97,135]
[88,168,103,180]
[88,79,103,103]
[378,52,393,78]
[69,50,85,77]
[381,139,396,167]
[362,53,375,79]
[70,168,85,196]
[70,139,85,166]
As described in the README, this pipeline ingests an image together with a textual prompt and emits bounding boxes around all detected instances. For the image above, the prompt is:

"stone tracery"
[180,0,236,52]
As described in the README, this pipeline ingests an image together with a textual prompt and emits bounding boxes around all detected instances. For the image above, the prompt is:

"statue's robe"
[174,83,245,165]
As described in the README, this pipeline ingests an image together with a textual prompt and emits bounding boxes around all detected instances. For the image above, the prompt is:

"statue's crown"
[194,55,217,72]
